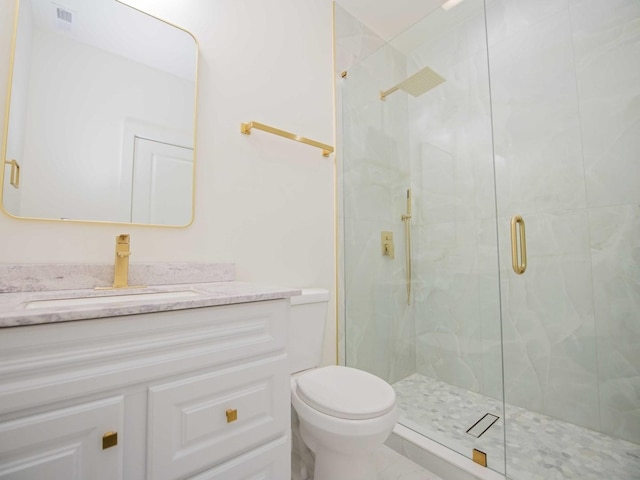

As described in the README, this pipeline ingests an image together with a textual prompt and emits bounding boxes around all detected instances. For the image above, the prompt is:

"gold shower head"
[380,66,446,100]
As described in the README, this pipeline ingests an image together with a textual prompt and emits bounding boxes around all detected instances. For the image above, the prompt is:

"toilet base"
[291,369,398,480]
[313,446,375,480]
[298,420,382,480]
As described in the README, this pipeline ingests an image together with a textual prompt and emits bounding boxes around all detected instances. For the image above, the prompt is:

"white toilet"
[289,289,398,480]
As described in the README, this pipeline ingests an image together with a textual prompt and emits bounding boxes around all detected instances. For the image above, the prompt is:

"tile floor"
[375,445,445,480]
[393,373,640,480]
[291,406,441,480]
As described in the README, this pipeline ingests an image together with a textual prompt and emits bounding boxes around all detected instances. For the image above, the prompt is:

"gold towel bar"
[241,121,334,157]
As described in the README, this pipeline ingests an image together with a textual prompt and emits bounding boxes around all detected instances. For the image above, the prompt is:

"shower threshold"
[391,374,640,480]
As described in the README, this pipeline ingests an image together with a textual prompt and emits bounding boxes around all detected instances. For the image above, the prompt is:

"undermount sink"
[24,290,202,310]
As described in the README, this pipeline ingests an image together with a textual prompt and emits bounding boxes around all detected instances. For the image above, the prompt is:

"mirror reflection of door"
[130,137,193,225]
[1,0,197,226]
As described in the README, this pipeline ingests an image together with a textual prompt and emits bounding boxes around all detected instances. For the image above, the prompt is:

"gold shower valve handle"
[381,231,395,259]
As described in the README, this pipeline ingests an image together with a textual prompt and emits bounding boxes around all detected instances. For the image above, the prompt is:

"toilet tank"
[289,288,330,374]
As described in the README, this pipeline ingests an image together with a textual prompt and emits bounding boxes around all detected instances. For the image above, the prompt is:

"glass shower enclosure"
[336,0,640,478]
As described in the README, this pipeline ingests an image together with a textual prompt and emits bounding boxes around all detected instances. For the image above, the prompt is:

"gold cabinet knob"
[102,431,118,450]
[225,409,238,423]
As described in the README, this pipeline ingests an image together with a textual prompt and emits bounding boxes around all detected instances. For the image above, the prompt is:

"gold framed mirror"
[1,0,198,226]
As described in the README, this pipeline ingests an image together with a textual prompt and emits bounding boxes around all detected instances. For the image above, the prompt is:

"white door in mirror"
[131,138,193,225]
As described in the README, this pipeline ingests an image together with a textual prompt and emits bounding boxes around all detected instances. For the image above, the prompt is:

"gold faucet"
[113,234,131,288]
[95,234,144,290]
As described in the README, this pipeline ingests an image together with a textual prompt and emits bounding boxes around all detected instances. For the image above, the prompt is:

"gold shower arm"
[241,121,334,157]
[380,85,400,101]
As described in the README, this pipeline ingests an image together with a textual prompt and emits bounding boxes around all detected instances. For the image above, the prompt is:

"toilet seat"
[295,365,396,420]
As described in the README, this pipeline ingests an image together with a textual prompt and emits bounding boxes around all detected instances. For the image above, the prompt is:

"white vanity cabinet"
[0,396,125,480]
[0,299,291,480]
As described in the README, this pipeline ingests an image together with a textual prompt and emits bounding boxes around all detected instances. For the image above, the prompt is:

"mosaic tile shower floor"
[393,374,640,480]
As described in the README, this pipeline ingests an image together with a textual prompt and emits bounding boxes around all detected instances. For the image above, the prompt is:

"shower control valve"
[381,231,395,259]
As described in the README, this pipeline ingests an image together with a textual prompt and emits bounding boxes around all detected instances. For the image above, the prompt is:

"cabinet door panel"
[0,396,124,480]
[148,355,289,480]
[188,436,290,480]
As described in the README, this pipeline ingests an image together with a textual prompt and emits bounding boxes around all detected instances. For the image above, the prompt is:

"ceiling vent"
[56,7,72,23]
[54,5,74,32]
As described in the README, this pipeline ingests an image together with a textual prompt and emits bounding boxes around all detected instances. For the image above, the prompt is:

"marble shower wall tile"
[334,3,386,75]
[570,0,640,208]
[342,44,410,224]
[408,53,490,163]
[344,218,415,384]
[406,7,500,400]
[570,0,640,444]
[337,6,416,385]
[485,0,640,448]
[413,217,502,398]
[476,218,503,402]
[411,143,460,226]
[485,0,569,47]
[489,8,587,217]
[407,16,480,78]
[407,29,496,227]
[589,204,640,444]
[497,211,600,431]
[342,44,407,114]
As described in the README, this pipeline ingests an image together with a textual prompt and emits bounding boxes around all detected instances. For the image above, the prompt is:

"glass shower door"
[486,0,640,478]
[338,0,640,477]
[337,0,508,474]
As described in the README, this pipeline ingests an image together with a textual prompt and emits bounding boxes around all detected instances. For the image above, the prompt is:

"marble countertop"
[0,281,301,328]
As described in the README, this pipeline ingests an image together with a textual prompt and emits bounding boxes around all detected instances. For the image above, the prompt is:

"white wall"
[0,0,337,364]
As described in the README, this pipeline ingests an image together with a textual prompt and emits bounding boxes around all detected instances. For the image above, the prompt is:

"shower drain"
[466,413,499,438]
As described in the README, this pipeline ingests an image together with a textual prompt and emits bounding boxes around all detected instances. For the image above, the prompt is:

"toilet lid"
[296,365,396,420]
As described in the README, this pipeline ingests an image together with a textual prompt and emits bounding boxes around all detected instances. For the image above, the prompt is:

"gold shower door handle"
[510,215,527,275]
